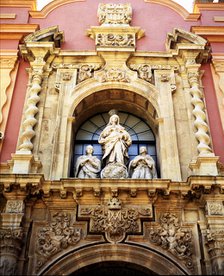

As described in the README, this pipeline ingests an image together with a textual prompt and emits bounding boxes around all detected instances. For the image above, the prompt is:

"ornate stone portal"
[0,3,223,276]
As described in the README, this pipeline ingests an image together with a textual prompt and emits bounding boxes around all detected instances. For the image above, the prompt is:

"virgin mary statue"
[98,112,132,178]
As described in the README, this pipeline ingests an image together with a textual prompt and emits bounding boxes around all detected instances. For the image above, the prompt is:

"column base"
[189,156,219,176]
[11,151,42,174]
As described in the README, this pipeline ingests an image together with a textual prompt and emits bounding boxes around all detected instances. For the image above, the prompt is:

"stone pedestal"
[189,156,219,175]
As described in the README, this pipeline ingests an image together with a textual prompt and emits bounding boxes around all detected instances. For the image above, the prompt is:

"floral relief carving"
[129,64,152,83]
[78,65,96,83]
[78,198,153,243]
[5,200,24,213]
[96,68,130,83]
[96,33,135,47]
[35,212,82,271]
[207,202,224,216]
[148,213,193,271]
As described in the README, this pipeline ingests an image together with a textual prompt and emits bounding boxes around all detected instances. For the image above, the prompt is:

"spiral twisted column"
[188,71,213,156]
[18,72,43,152]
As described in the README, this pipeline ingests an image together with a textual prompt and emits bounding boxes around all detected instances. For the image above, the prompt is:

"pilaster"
[154,69,182,181]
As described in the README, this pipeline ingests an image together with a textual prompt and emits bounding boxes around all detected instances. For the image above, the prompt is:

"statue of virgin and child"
[74,111,157,179]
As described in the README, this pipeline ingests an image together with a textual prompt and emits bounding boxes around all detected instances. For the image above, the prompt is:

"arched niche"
[38,243,189,275]
[53,78,161,179]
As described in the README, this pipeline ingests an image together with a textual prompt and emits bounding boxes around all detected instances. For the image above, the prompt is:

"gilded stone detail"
[78,198,153,243]
[98,3,132,25]
[148,213,193,271]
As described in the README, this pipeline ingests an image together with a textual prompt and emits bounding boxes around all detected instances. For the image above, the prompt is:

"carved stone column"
[186,63,219,175]
[0,199,25,276]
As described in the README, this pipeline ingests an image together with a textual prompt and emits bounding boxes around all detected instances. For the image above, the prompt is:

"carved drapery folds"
[35,212,82,272]
[78,198,153,243]
[148,213,193,271]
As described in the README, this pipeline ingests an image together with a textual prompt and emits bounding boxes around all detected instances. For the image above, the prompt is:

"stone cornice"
[191,26,224,43]
[0,24,39,40]
[0,174,223,199]
[0,0,36,10]
[194,3,224,12]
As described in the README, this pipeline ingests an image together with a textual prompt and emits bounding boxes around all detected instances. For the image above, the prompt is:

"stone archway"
[71,261,157,276]
[39,243,189,275]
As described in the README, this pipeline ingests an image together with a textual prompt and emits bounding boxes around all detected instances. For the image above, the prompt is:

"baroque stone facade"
[0,1,224,276]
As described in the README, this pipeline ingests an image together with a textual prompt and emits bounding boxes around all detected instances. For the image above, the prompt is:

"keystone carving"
[148,213,193,271]
[78,198,153,243]
[35,212,82,271]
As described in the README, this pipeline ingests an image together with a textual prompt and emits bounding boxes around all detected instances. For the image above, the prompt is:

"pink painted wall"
[0,7,29,24]
[201,64,224,164]
[0,60,29,163]
[29,0,200,51]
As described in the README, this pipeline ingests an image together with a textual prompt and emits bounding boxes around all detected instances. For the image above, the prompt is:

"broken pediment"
[24,25,64,48]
